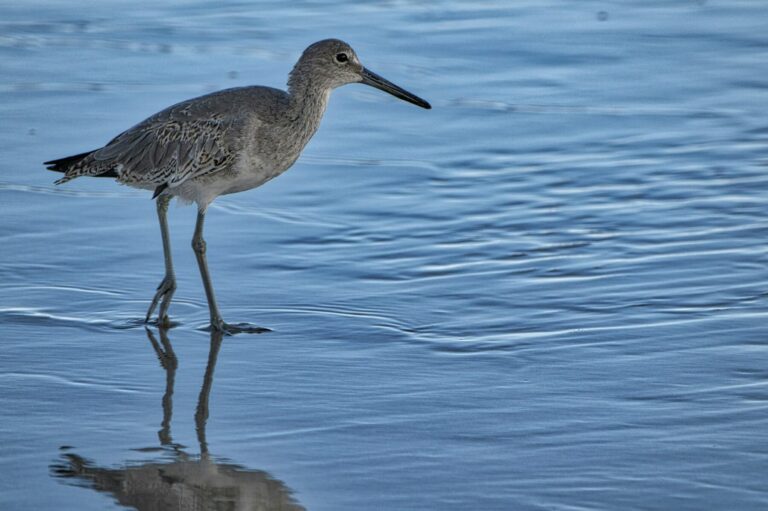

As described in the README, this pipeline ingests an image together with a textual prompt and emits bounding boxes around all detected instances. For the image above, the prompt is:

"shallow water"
[1,1,767,509]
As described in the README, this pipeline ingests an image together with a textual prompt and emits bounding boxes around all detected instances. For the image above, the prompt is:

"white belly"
[166,154,288,209]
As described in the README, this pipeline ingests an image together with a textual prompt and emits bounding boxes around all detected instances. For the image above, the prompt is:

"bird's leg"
[191,208,270,335]
[192,209,269,335]
[191,209,223,328]
[146,194,177,326]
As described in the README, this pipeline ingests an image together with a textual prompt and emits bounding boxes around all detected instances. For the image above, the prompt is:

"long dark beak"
[361,67,431,109]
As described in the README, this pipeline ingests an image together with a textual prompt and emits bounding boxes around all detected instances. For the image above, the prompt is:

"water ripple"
[0,308,144,332]
[0,372,139,394]
[0,181,142,199]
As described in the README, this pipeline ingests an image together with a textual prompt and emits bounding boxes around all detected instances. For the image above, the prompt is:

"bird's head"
[288,39,431,109]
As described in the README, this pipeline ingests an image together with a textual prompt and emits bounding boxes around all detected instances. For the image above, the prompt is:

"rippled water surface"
[2,1,767,510]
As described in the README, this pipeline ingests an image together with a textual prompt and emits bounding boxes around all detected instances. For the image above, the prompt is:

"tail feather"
[45,150,118,184]
[45,151,96,173]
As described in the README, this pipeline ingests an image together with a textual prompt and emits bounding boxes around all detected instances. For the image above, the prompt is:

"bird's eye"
[335,53,349,63]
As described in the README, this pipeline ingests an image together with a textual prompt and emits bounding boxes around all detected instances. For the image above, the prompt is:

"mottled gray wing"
[93,99,244,187]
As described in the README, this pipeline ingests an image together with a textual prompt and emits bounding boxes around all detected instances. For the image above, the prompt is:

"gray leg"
[191,209,223,328]
[146,195,177,325]
[191,208,269,335]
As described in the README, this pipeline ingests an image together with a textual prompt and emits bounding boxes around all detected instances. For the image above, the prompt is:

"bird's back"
[49,86,292,191]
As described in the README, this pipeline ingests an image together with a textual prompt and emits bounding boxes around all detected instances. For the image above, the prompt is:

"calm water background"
[1,1,767,509]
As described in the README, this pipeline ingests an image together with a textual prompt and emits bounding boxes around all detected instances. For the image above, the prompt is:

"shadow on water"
[50,327,304,511]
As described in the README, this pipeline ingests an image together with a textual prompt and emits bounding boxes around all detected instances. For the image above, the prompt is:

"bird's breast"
[219,153,280,196]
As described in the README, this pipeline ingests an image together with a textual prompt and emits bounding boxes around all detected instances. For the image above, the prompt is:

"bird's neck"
[287,77,332,132]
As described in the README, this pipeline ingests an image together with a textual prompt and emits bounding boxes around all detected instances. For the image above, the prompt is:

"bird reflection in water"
[51,327,304,511]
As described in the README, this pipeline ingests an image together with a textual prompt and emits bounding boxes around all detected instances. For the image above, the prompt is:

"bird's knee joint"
[157,196,171,213]
[192,237,207,254]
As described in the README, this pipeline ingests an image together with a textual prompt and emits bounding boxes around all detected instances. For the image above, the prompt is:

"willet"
[45,39,430,334]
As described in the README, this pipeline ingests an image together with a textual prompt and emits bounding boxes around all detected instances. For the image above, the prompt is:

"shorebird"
[46,39,430,334]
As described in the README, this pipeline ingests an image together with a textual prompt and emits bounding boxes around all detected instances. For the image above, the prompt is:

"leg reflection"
[145,327,178,447]
[195,329,223,456]
[51,327,304,511]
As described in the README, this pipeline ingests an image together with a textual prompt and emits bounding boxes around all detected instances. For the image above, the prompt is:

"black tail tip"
[44,150,96,173]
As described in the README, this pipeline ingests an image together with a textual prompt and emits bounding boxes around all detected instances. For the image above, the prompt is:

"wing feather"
[92,100,243,187]
[50,86,289,187]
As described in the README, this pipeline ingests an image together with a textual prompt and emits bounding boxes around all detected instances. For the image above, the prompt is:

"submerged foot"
[204,319,271,336]
[145,275,177,326]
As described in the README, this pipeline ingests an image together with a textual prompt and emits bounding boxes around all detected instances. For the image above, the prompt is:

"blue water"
[1,1,767,509]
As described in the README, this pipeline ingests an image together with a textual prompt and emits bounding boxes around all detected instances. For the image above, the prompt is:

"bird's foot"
[205,318,271,336]
[145,275,177,326]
